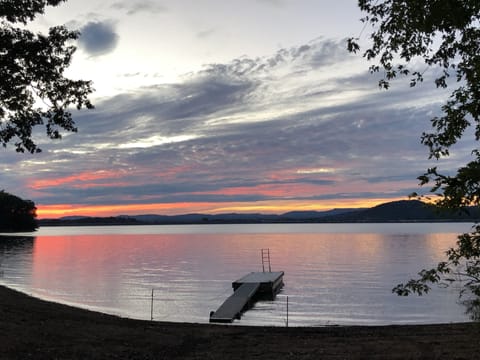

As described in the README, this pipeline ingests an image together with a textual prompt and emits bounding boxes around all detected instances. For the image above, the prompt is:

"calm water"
[0,223,475,326]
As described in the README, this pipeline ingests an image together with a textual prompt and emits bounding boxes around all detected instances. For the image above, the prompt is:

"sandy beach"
[1,285,479,359]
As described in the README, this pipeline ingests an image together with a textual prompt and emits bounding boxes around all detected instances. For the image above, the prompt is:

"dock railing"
[261,248,271,272]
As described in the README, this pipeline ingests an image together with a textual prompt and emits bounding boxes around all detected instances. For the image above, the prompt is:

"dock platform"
[209,271,284,323]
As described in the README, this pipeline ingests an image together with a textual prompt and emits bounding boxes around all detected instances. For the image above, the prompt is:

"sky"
[1,0,474,218]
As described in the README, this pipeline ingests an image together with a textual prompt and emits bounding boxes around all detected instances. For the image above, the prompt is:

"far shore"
[1,285,479,359]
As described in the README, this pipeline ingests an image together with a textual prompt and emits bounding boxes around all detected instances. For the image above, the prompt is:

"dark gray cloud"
[78,21,119,56]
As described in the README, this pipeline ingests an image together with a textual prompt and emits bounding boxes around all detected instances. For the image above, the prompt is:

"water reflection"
[0,225,473,325]
[0,235,34,252]
[0,235,35,286]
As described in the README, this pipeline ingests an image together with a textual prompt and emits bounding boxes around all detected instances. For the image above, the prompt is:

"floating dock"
[209,271,284,323]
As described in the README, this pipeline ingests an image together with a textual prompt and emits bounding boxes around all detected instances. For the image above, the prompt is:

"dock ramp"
[210,271,284,323]
[209,282,260,323]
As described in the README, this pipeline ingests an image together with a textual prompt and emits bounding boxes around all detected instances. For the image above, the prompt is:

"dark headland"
[1,285,479,359]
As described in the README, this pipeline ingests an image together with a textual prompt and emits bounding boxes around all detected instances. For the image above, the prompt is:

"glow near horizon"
[36,197,404,219]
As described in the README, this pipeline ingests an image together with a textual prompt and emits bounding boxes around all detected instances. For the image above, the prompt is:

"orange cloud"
[30,170,124,189]
[37,202,215,218]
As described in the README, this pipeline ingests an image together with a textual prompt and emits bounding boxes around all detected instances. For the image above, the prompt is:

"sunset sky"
[2,0,472,218]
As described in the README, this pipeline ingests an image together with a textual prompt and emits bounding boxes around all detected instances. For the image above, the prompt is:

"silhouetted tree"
[0,0,93,153]
[348,0,480,314]
[0,190,37,232]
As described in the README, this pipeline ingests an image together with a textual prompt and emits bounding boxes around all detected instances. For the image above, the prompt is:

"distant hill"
[319,200,479,222]
[281,208,361,220]
[38,200,479,227]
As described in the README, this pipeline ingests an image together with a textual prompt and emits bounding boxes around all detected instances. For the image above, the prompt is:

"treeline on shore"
[0,190,37,232]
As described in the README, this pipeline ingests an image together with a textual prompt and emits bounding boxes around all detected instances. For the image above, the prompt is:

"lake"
[0,223,475,326]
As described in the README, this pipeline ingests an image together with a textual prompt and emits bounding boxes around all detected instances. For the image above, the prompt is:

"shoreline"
[1,285,479,359]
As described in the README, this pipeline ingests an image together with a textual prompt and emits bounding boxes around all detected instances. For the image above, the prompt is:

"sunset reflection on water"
[0,223,473,326]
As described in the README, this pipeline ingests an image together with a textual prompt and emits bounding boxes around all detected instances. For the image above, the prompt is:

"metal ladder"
[261,248,271,273]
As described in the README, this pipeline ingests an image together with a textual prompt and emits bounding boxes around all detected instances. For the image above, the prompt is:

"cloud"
[197,28,216,39]
[111,1,168,15]
[77,21,119,56]
[197,38,352,79]
[2,37,463,213]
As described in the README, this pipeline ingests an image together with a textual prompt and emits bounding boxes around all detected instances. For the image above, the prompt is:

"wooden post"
[150,289,154,321]
[286,296,289,327]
